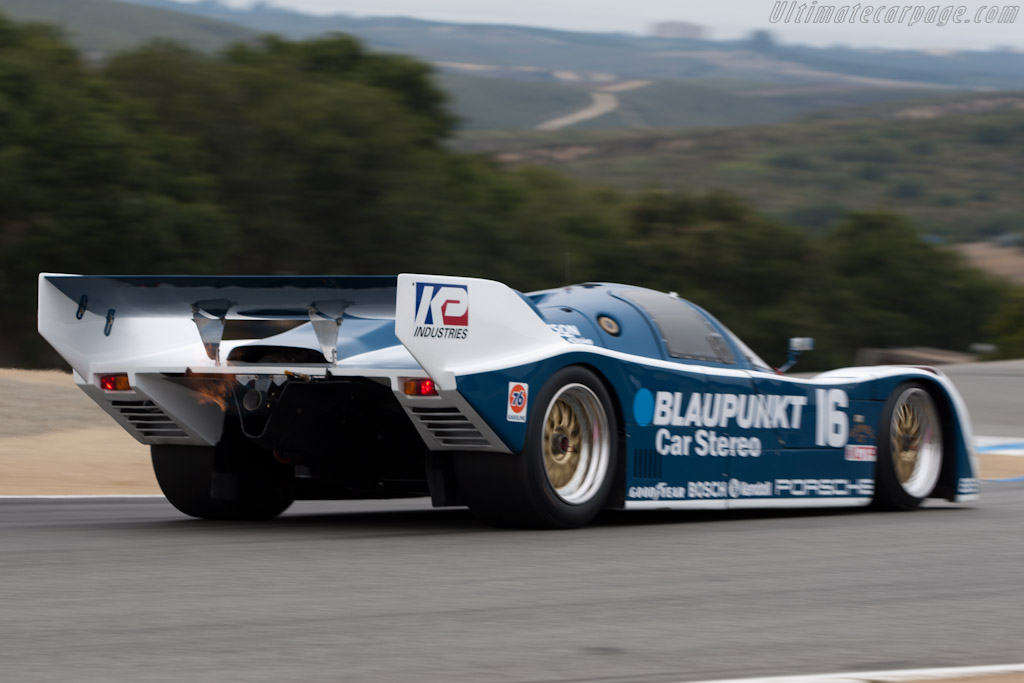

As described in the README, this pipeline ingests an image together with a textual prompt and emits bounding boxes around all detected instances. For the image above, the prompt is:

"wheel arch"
[450,361,623,527]
[909,377,960,501]
[825,365,977,504]
[873,376,959,502]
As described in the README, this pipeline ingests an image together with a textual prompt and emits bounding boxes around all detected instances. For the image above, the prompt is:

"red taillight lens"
[403,378,438,396]
[99,374,131,391]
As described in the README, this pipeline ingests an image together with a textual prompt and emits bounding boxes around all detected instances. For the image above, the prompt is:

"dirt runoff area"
[2,368,1023,496]
[0,369,158,495]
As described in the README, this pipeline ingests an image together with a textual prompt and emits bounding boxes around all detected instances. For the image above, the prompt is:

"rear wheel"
[455,366,618,528]
[151,424,293,520]
[874,383,944,510]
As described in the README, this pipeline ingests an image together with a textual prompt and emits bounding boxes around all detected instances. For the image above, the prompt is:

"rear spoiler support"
[308,303,349,364]
[192,303,228,364]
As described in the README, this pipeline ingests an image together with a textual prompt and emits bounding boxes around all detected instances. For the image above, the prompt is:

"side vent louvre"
[632,448,662,479]
[111,400,188,439]
[409,406,489,447]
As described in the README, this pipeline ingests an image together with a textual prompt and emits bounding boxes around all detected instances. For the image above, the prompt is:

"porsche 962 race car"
[38,273,979,527]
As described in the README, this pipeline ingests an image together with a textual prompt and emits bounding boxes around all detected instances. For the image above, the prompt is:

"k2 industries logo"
[413,283,469,339]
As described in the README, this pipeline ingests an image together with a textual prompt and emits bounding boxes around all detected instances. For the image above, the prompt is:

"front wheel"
[874,382,944,510]
[455,366,619,528]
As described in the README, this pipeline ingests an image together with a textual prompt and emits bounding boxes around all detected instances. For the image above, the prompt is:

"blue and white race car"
[38,273,979,527]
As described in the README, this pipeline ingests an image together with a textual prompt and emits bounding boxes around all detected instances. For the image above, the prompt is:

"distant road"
[537,80,652,131]
[536,91,619,131]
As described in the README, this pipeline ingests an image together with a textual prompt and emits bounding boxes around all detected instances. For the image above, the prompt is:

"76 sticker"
[507,383,528,423]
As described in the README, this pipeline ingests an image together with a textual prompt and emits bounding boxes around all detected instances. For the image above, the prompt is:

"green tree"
[820,212,1004,355]
[102,36,456,275]
[987,289,1024,358]
[0,17,229,365]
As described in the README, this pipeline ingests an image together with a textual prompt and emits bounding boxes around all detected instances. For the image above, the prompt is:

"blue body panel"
[454,283,976,507]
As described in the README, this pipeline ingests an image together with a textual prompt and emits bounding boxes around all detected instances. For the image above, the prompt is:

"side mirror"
[778,337,815,373]
[789,337,815,352]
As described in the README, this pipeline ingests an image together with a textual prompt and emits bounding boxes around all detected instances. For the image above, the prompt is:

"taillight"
[99,374,131,391]
[403,378,438,396]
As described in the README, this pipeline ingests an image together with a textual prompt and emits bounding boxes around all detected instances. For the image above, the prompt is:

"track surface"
[3,488,1024,683]
[2,360,1023,682]
[939,360,1024,438]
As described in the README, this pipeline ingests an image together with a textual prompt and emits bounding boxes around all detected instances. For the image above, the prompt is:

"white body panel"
[395,273,569,390]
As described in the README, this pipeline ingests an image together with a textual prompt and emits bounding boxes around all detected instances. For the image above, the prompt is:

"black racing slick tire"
[873,382,945,510]
[151,423,293,520]
[454,366,619,529]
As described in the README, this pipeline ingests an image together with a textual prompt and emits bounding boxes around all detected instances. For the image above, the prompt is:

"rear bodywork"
[38,272,979,507]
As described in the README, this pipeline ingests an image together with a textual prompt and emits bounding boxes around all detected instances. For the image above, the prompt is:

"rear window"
[620,289,734,364]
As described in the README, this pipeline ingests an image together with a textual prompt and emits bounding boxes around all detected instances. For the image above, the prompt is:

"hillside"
[572,80,938,129]
[0,0,254,55]
[2,14,1020,370]
[0,0,989,131]
[118,0,1024,132]
[454,93,1024,241]
[126,0,1024,91]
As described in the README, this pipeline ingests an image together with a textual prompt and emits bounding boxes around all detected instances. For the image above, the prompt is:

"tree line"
[1,14,1020,369]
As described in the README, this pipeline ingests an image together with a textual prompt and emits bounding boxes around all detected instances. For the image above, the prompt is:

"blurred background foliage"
[0,13,1020,369]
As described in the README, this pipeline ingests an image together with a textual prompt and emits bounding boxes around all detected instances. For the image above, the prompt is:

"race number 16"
[815,388,849,448]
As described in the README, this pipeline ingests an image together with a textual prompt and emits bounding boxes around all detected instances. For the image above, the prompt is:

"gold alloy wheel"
[541,383,611,505]
[889,387,943,499]
[544,399,582,489]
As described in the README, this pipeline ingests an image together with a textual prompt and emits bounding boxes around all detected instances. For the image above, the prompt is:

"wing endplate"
[394,274,565,390]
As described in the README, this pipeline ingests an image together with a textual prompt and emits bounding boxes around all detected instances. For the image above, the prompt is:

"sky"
[191,0,1024,51]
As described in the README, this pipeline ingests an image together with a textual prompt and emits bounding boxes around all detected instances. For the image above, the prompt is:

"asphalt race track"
[3,361,1024,683]
[2,489,1023,682]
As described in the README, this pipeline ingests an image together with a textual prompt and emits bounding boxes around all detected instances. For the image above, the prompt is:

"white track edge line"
[685,662,1024,683]
[0,495,163,500]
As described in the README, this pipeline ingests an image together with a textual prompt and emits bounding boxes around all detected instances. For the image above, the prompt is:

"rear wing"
[395,273,567,390]
[39,273,567,387]
[38,274,397,377]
